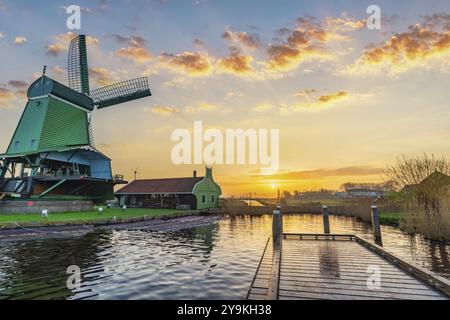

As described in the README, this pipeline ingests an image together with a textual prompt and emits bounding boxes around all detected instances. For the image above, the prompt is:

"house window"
[211,195,215,203]
[201,195,206,203]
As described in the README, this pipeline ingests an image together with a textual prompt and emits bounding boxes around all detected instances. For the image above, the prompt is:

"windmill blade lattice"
[68,35,90,95]
[90,77,151,109]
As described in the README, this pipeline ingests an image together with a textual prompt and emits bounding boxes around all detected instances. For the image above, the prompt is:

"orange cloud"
[113,34,152,64]
[350,16,450,74]
[0,87,16,108]
[89,67,117,86]
[113,34,147,48]
[46,32,99,57]
[258,166,382,181]
[265,16,337,71]
[266,44,328,71]
[317,91,348,103]
[293,89,317,98]
[160,51,213,76]
[217,48,254,75]
[115,46,152,64]
[149,105,179,115]
[287,90,351,112]
[222,30,261,49]
[324,16,366,32]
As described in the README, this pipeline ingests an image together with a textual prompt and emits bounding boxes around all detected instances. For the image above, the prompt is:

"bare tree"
[384,154,450,191]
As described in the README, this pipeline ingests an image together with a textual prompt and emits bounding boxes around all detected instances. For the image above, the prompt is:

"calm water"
[0,214,449,300]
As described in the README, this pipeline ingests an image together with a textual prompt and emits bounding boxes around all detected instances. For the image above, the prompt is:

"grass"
[379,212,404,226]
[0,207,185,226]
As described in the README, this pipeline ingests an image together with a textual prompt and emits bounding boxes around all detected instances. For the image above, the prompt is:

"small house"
[115,167,221,210]
[345,188,384,199]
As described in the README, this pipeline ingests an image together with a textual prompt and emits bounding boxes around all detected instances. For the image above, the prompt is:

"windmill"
[0,34,152,208]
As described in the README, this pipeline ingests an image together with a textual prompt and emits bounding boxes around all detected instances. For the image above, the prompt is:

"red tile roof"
[116,177,204,194]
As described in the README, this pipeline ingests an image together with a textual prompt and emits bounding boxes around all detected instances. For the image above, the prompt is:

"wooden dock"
[247,234,450,300]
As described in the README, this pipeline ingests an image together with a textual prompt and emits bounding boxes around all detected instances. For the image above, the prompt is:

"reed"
[401,191,450,241]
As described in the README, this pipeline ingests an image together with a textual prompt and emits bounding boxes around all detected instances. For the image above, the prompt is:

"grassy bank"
[379,212,403,226]
[0,207,189,228]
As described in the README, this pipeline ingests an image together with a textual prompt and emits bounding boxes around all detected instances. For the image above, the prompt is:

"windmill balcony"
[113,174,125,182]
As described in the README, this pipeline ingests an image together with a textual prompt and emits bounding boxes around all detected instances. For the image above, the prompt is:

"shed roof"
[115,177,204,194]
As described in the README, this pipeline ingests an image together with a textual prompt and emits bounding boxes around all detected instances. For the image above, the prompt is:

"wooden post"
[269,206,282,300]
[272,206,282,241]
[371,205,383,246]
[322,205,330,234]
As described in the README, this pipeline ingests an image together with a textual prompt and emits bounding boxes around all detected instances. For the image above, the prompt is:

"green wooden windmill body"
[0,34,151,205]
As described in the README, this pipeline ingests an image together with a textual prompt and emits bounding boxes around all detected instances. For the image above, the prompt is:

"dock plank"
[247,235,450,300]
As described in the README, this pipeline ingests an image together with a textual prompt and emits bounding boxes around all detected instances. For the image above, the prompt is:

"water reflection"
[0,214,449,300]
[319,244,341,278]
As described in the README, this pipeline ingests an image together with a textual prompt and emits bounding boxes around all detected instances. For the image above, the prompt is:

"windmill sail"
[68,35,90,95]
[90,77,151,109]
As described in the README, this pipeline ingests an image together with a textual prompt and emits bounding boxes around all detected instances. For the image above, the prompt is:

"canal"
[0,214,449,299]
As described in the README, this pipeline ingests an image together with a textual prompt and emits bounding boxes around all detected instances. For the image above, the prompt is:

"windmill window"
[211,195,215,203]
[202,195,206,203]
[30,139,36,147]
[14,141,20,150]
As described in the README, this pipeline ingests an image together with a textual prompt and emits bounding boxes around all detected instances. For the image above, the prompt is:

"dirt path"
[0,214,223,241]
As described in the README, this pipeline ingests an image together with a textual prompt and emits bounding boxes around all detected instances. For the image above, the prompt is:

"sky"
[1,0,450,196]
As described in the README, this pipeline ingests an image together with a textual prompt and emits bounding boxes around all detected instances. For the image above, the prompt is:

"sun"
[271,183,277,189]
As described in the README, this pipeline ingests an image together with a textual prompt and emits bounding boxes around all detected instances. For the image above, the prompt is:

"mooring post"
[273,206,282,242]
[322,205,330,234]
[268,206,282,300]
[371,205,383,246]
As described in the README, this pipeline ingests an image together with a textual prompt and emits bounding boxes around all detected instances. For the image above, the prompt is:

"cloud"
[317,91,348,103]
[217,47,254,76]
[266,44,329,71]
[13,36,27,45]
[324,16,366,33]
[293,89,317,98]
[98,0,108,12]
[46,32,99,57]
[184,103,219,114]
[0,32,5,38]
[222,30,262,49]
[49,66,67,82]
[89,67,117,86]
[59,5,91,14]
[7,80,28,89]
[259,166,382,181]
[113,34,152,64]
[115,46,152,63]
[287,90,351,112]
[148,105,179,115]
[348,15,450,75]
[197,102,217,111]
[160,51,213,76]
[113,34,147,47]
[193,38,204,47]
[266,14,365,72]
[0,87,16,109]
[422,13,450,31]
[253,103,274,112]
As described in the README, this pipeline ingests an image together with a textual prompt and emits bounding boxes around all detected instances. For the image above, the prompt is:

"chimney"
[193,170,197,178]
